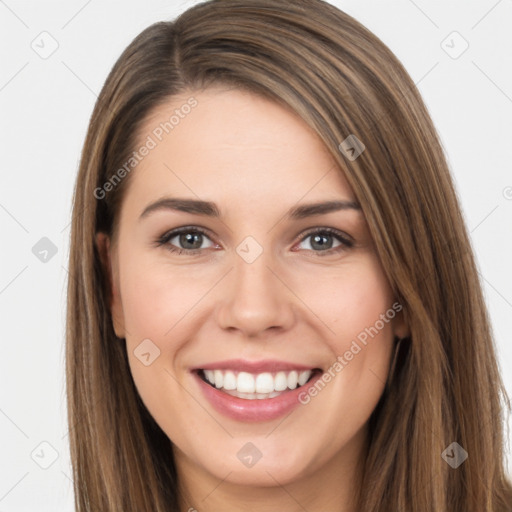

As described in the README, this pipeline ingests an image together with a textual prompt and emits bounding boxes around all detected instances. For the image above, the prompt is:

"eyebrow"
[139,197,362,221]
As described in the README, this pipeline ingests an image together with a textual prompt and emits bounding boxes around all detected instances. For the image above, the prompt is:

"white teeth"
[201,368,314,397]
[274,372,288,391]
[287,370,298,389]
[255,372,274,394]
[223,371,237,390]
[214,369,223,389]
[204,369,215,383]
[237,372,255,393]
[298,370,311,386]
[223,389,284,400]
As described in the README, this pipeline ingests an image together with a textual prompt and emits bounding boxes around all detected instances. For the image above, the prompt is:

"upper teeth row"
[203,369,313,394]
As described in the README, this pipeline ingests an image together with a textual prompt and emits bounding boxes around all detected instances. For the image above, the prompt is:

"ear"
[392,300,410,340]
[95,232,126,339]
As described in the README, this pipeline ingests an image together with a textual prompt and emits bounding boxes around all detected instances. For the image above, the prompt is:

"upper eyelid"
[160,225,353,248]
[297,226,353,243]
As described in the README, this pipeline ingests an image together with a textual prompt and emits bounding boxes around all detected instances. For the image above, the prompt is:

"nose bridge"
[216,241,295,336]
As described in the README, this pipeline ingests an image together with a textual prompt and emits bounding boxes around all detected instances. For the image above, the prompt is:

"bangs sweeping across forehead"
[66,1,512,510]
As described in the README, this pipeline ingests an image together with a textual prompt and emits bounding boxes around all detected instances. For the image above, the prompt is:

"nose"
[215,249,296,338]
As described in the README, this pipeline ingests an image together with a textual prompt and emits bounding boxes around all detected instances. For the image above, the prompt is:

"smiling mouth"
[195,368,322,400]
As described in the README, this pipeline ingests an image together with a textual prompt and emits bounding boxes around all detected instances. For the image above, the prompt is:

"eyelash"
[155,226,354,257]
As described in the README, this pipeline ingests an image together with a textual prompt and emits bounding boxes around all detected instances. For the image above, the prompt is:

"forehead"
[125,87,356,215]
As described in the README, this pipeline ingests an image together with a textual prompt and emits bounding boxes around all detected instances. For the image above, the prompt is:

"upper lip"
[192,359,319,374]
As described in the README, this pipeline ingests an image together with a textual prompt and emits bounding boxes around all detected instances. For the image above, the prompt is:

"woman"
[66,0,512,510]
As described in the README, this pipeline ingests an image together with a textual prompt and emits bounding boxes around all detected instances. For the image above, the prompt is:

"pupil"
[311,234,332,250]
[180,232,202,249]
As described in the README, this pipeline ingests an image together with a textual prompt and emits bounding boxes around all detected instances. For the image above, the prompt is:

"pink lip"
[192,359,318,373]
[192,369,322,422]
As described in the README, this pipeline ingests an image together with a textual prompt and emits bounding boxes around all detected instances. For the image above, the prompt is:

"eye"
[155,226,354,257]
[294,227,353,256]
[156,226,217,255]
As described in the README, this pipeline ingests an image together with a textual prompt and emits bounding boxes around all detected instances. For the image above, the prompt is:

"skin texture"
[96,87,410,512]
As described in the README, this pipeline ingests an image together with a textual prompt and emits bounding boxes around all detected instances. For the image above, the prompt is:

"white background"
[0,0,511,509]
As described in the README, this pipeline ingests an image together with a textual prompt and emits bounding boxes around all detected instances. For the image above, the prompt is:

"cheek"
[290,256,396,400]
[118,256,223,412]
[119,257,213,341]
[289,254,395,346]
[118,260,205,433]
[330,278,395,369]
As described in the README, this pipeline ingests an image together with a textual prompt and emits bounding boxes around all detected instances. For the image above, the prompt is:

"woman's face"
[98,87,408,491]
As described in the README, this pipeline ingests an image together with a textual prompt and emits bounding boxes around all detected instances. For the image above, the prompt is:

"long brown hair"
[66,0,512,509]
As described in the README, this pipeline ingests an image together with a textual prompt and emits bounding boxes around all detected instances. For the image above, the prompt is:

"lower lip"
[192,371,322,422]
